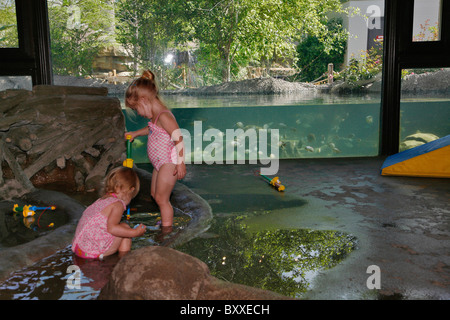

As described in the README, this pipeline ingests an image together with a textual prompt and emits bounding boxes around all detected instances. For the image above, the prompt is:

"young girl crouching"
[72,167,146,259]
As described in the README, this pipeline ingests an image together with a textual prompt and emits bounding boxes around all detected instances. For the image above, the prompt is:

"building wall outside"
[343,0,441,65]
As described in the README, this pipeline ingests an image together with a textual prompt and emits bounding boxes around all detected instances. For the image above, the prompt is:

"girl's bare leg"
[153,163,177,227]
[102,223,132,257]
[151,168,158,199]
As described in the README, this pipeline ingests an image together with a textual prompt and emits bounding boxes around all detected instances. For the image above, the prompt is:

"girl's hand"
[125,127,149,141]
[134,224,146,236]
[125,131,136,141]
[173,163,186,180]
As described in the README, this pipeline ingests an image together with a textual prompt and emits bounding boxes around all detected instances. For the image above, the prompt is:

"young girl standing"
[72,166,146,259]
[124,70,186,231]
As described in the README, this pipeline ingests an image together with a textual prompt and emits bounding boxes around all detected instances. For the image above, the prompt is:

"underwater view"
[123,93,450,165]
[124,93,382,164]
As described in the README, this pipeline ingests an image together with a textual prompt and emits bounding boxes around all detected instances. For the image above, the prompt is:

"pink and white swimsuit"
[147,110,178,171]
[72,196,126,259]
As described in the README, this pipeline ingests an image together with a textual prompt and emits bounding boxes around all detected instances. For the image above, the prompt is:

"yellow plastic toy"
[13,204,56,229]
[13,204,56,217]
[123,134,134,168]
[260,174,285,192]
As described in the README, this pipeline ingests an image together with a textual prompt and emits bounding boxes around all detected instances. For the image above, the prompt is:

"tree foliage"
[296,18,347,82]
[2,0,349,85]
[48,0,114,76]
[181,0,346,82]
[0,0,19,48]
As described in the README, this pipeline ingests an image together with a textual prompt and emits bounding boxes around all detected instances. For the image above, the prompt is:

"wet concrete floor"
[181,157,450,300]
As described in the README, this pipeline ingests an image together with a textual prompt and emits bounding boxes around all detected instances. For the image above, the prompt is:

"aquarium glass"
[399,68,450,151]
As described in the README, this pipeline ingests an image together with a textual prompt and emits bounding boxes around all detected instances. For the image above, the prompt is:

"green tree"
[115,0,194,87]
[46,0,348,85]
[48,0,114,76]
[296,18,347,82]
[116,0,162,74]
[181,0,253,83]
[0,0,19,48]
[180,0,345,83]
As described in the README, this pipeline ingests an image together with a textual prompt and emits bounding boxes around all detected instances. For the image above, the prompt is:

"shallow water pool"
[0,201,68,249]
[0,221,190,300]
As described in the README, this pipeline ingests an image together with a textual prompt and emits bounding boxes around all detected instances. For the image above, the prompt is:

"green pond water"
[0,214,357,300]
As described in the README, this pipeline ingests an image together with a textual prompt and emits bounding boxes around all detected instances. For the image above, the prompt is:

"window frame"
[380,0,450,155]
[0,0,52,85]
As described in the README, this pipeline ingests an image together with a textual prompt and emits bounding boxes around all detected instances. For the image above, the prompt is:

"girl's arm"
[125,126,149,141]
[105,202,145,237]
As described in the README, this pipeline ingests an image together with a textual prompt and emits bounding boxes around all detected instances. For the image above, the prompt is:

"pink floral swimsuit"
[147,110,178,171]
[72,196,126,259]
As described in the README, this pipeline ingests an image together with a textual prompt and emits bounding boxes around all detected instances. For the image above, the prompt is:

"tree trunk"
[219,48,231,83]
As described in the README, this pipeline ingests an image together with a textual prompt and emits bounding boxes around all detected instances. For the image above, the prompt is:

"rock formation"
[170,77,318,95]
[0,85,126,200]
[92,45,133,74]
[98,246,292,300]
[401,68,450,93]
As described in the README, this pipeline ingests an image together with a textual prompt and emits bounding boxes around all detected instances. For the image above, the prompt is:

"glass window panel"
[47,0,383,161]
[0,0,19,48]
[399,68,450,151]
[412,0,442,42]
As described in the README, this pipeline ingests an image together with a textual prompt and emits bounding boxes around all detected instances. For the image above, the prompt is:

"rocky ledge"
[169,77,317,95]
[98,246,292,300]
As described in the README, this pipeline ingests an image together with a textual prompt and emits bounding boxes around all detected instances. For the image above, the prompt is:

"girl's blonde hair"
[101,166,140,198]
[125,70,158,109]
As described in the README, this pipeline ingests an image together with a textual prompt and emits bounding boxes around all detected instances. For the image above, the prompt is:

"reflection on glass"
[400,68,450,151]
[0,0,19,48]
[412,0,442,42]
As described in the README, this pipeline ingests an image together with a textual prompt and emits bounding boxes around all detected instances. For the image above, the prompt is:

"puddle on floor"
[177,214,357,298]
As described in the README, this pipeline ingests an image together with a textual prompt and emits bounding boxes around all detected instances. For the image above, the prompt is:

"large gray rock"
[98,246,292,300]
[171,77,317,95]
[0,86,126,199]
[402,68,450,93]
